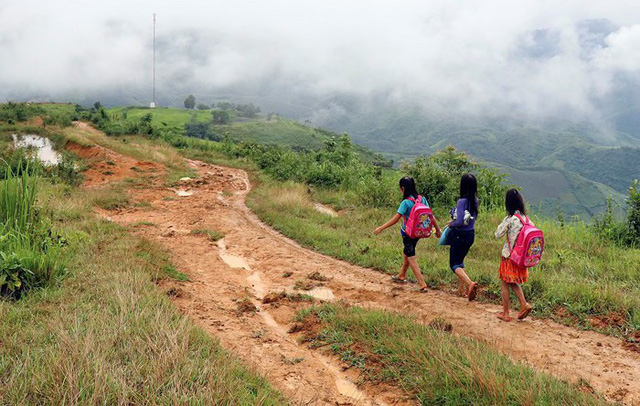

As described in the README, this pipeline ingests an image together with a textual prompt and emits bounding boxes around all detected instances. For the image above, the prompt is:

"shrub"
[0,164,67,297]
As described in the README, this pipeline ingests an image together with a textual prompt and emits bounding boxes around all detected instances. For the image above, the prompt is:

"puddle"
[216,238,251,270]
[12,134,61,165]
[306,287,335,301]
[335,377,365,401]
[318,358,366,402]
[314,203,338,217]
[175,189,193,197]
[247,272,265,299]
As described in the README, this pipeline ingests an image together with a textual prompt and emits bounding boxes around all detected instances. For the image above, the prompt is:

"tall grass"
[0,163,66,297]
[298,304,606,405]
[0,163,38,234]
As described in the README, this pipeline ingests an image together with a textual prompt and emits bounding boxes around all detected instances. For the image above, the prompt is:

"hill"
[105,106,391,165]
[315,108,638,218]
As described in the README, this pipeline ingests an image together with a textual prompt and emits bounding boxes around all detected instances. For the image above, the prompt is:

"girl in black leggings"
[447,174,479,301]
[374,177,442,293]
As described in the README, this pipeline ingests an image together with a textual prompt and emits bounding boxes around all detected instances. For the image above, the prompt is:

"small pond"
[12,134,61,166]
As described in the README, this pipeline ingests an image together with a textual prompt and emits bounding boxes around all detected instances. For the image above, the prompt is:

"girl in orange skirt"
[494,189,533,322]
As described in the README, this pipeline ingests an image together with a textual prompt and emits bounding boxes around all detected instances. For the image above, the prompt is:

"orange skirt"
[499,257,528,284]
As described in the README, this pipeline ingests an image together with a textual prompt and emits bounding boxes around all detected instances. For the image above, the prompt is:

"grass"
[91,184,130,210]
[0,167,285,405]
[0,166,67,296]
[243,174,640,336]
[297,303,607,405]
[190,228,225,242]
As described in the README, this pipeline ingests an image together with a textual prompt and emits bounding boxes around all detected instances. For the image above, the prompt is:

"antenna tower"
[150,13,156,108]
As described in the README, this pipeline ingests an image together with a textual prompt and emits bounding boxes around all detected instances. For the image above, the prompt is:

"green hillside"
[105,106,390,165]
[330,110,638,218]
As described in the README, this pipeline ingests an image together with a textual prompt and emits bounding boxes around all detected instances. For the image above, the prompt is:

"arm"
[432,215,442,238]
[495,216,510,238]
[374,213,402,235]
[449,199,466,228]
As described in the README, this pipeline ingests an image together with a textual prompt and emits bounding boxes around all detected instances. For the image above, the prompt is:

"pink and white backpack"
[405,195,435,239]
[508,214,544,268]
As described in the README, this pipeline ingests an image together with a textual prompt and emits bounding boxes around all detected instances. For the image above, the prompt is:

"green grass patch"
[190,228,225,242]
[297,304,607,405]
[162,264,190,282]
[91,184,130,210]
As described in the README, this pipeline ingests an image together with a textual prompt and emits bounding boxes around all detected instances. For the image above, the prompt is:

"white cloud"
[1,0,639,119]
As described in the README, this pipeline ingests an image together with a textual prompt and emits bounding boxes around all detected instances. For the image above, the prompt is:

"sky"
[1,1,640,121]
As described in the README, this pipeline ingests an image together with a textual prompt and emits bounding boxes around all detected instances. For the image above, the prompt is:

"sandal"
[517,304,533,320]
[468,282,478,301]
[391,275,408,284]
[497,312,512,322]
[418,286,428,293]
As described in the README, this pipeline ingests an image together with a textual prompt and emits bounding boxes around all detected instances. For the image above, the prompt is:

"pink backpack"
[508,214,544,268]
[404,195,435,239]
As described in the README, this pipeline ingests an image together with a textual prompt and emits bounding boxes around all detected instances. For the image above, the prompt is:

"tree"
[94,101,102,110]
[235,103,260,118]
[184,95,196,110]
[211,110,230,125]
[216,101,234,110]
[197,103,210,110]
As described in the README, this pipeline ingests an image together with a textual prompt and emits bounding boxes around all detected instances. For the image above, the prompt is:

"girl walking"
[446,174,479,301]
[495,188,533,321]
[374,177,442,293]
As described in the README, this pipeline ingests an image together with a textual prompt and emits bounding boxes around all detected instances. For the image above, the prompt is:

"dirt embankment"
[75,129,640,405]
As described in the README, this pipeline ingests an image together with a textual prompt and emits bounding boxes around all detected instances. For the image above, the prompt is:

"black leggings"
[402,235,419,257]
[449,229,475,272]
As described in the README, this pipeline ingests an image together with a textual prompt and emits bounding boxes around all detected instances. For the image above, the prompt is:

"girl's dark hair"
[505,188,526,216]
[399,177,419,200]
[459,173,478,215]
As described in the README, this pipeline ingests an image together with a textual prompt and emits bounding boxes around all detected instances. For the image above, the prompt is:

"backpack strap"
[507,214,528,253]
[514,213,529,226]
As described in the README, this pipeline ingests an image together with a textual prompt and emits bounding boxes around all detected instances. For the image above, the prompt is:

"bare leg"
[454,267,478,301]
[511,283,532,319]
[454,267,473,288]
[397,254,410,280]
[498,280,512,321]
[407,256,427,289]
[458,280,467,297]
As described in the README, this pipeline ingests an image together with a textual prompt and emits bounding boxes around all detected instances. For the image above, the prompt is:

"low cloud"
[1,0,640,122]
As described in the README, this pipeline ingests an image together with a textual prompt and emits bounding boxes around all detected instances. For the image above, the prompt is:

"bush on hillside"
[402,146,509,211]
[0,102,45,123]
[235,103,260,118]
[184,122,221,141]
[211,110,230,125]
[592,180,640,247]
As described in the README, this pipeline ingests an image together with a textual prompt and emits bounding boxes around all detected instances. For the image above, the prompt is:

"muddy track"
[83,143,640,404]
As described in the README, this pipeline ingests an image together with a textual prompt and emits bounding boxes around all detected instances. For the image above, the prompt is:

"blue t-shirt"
[397,195,429,234]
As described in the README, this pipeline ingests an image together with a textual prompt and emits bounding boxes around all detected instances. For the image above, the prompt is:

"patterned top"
[495,211,534,258]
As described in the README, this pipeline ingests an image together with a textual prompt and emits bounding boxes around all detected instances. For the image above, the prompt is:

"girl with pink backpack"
[374,177,442,293]
[495,189,542,321]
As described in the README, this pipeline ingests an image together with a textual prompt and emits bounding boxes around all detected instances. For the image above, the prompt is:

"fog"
[2,0,640,122]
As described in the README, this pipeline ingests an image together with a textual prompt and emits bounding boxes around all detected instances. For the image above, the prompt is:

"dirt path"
[83,144,640,404]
